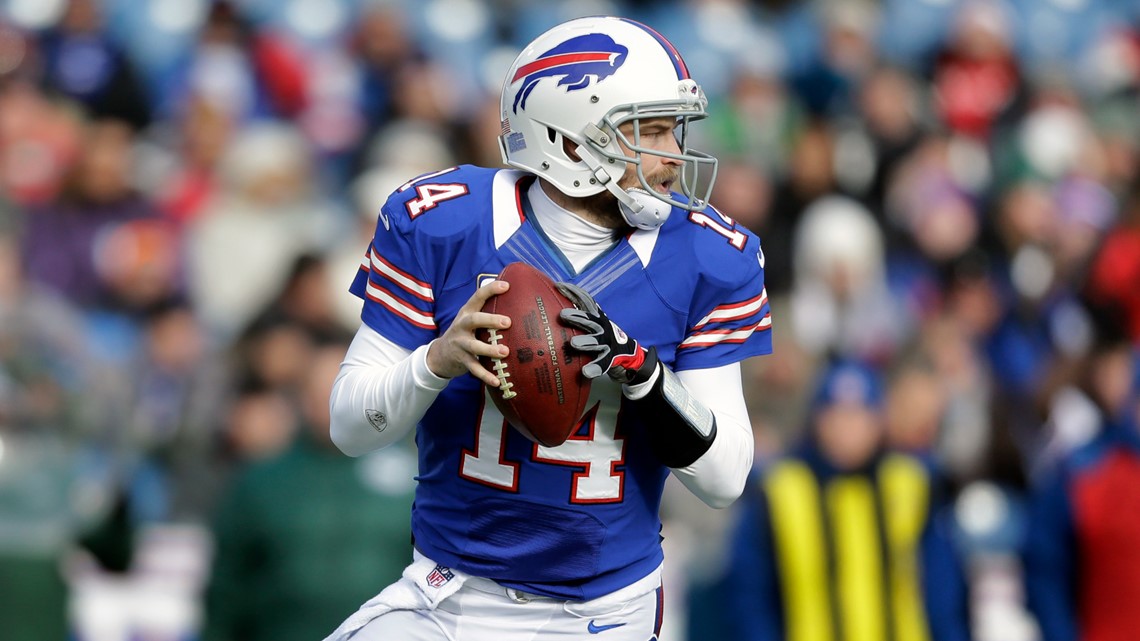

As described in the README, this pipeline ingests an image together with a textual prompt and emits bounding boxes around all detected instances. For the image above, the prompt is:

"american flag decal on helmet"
[501,117,526,152]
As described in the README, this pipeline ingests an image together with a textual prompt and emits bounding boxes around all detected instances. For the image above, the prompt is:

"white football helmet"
[498,16,718,229]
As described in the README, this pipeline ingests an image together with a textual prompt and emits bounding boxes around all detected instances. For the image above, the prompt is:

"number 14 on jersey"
[460,384,627,504]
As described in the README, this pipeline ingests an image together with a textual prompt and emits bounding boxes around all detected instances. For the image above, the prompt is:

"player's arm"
[329,325,443,456]
[557,283,752,507]
[669,363,753,508]
[330,281,512,456]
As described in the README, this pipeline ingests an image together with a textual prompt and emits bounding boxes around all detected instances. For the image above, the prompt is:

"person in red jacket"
[1024,332,1140,641]
[1085,180,1140,343]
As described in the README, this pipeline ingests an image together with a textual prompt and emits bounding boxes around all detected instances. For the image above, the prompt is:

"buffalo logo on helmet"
[511,33,628,113]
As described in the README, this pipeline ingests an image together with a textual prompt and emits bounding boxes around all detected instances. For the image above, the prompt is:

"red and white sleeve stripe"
[363,246,436,330]
[691,290,767,330]
[370,248,434,302]
[680,288,770,350]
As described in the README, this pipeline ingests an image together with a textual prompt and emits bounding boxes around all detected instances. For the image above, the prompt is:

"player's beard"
[575,190,625,229]
[580,165,681,230]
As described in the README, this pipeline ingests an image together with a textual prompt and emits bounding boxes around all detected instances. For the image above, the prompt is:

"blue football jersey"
[349,165,772,600]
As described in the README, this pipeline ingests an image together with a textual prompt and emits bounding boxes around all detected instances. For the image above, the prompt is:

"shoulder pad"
[381,165,499,237]
[674,205,765,288]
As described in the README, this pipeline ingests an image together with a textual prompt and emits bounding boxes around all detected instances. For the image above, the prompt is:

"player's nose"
[661,134,682,163]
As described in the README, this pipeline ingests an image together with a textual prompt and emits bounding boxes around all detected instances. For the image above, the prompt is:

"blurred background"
[0,0,1137,639]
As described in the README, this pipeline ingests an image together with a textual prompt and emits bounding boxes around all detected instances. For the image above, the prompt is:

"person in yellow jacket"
[723,360,971,641]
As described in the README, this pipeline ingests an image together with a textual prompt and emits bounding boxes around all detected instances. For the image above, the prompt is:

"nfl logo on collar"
[427,564,455,588]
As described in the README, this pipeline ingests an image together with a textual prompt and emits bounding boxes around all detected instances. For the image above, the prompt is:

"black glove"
[556,282,659,385]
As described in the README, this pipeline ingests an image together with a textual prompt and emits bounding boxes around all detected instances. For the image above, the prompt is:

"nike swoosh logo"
[587,620,627,634]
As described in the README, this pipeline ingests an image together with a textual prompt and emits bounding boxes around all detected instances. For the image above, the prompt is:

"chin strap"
[574,143,672,230]
[618,188,673,230]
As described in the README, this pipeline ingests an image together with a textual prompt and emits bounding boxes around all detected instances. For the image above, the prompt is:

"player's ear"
[562,136,582,162]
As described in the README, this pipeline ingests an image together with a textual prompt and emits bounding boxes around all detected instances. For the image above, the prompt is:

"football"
[477,262,591,447]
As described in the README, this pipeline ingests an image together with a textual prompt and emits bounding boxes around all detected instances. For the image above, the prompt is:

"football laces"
[485,328,517,399]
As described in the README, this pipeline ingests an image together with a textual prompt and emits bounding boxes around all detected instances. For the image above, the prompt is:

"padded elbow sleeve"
[629,349,717,468]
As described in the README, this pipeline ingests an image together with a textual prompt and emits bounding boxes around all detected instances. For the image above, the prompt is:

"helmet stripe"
[618,18,689,80]
[512,52,621,83]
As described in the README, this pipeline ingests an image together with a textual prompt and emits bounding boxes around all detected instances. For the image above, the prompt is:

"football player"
[325,16,772,641]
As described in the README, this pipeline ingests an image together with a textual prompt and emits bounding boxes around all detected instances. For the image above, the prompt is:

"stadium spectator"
[36,0,152,130]
[184,122,344,339]
[721,360,971,641]
[21,119,162,310]
[1024,330,1140,641]
[203,343,415,641]
[1084,179,1140,343]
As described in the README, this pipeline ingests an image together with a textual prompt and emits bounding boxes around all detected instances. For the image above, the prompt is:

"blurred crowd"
[0,0,1138,640]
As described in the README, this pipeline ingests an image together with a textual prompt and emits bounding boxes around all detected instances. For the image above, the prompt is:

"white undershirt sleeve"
[669,363,755,508]
[328,324,449,456]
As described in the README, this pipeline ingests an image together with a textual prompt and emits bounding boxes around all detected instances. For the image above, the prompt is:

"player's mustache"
[646,168,680,187]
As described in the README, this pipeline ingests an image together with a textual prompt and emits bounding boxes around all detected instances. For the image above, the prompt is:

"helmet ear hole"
[549,128,583,163]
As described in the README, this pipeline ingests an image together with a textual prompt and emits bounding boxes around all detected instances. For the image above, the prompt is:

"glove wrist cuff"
[627,346,660,386]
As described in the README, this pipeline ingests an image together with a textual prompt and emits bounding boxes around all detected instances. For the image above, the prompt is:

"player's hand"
[426,280,511,387]
[555,282,658,385]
